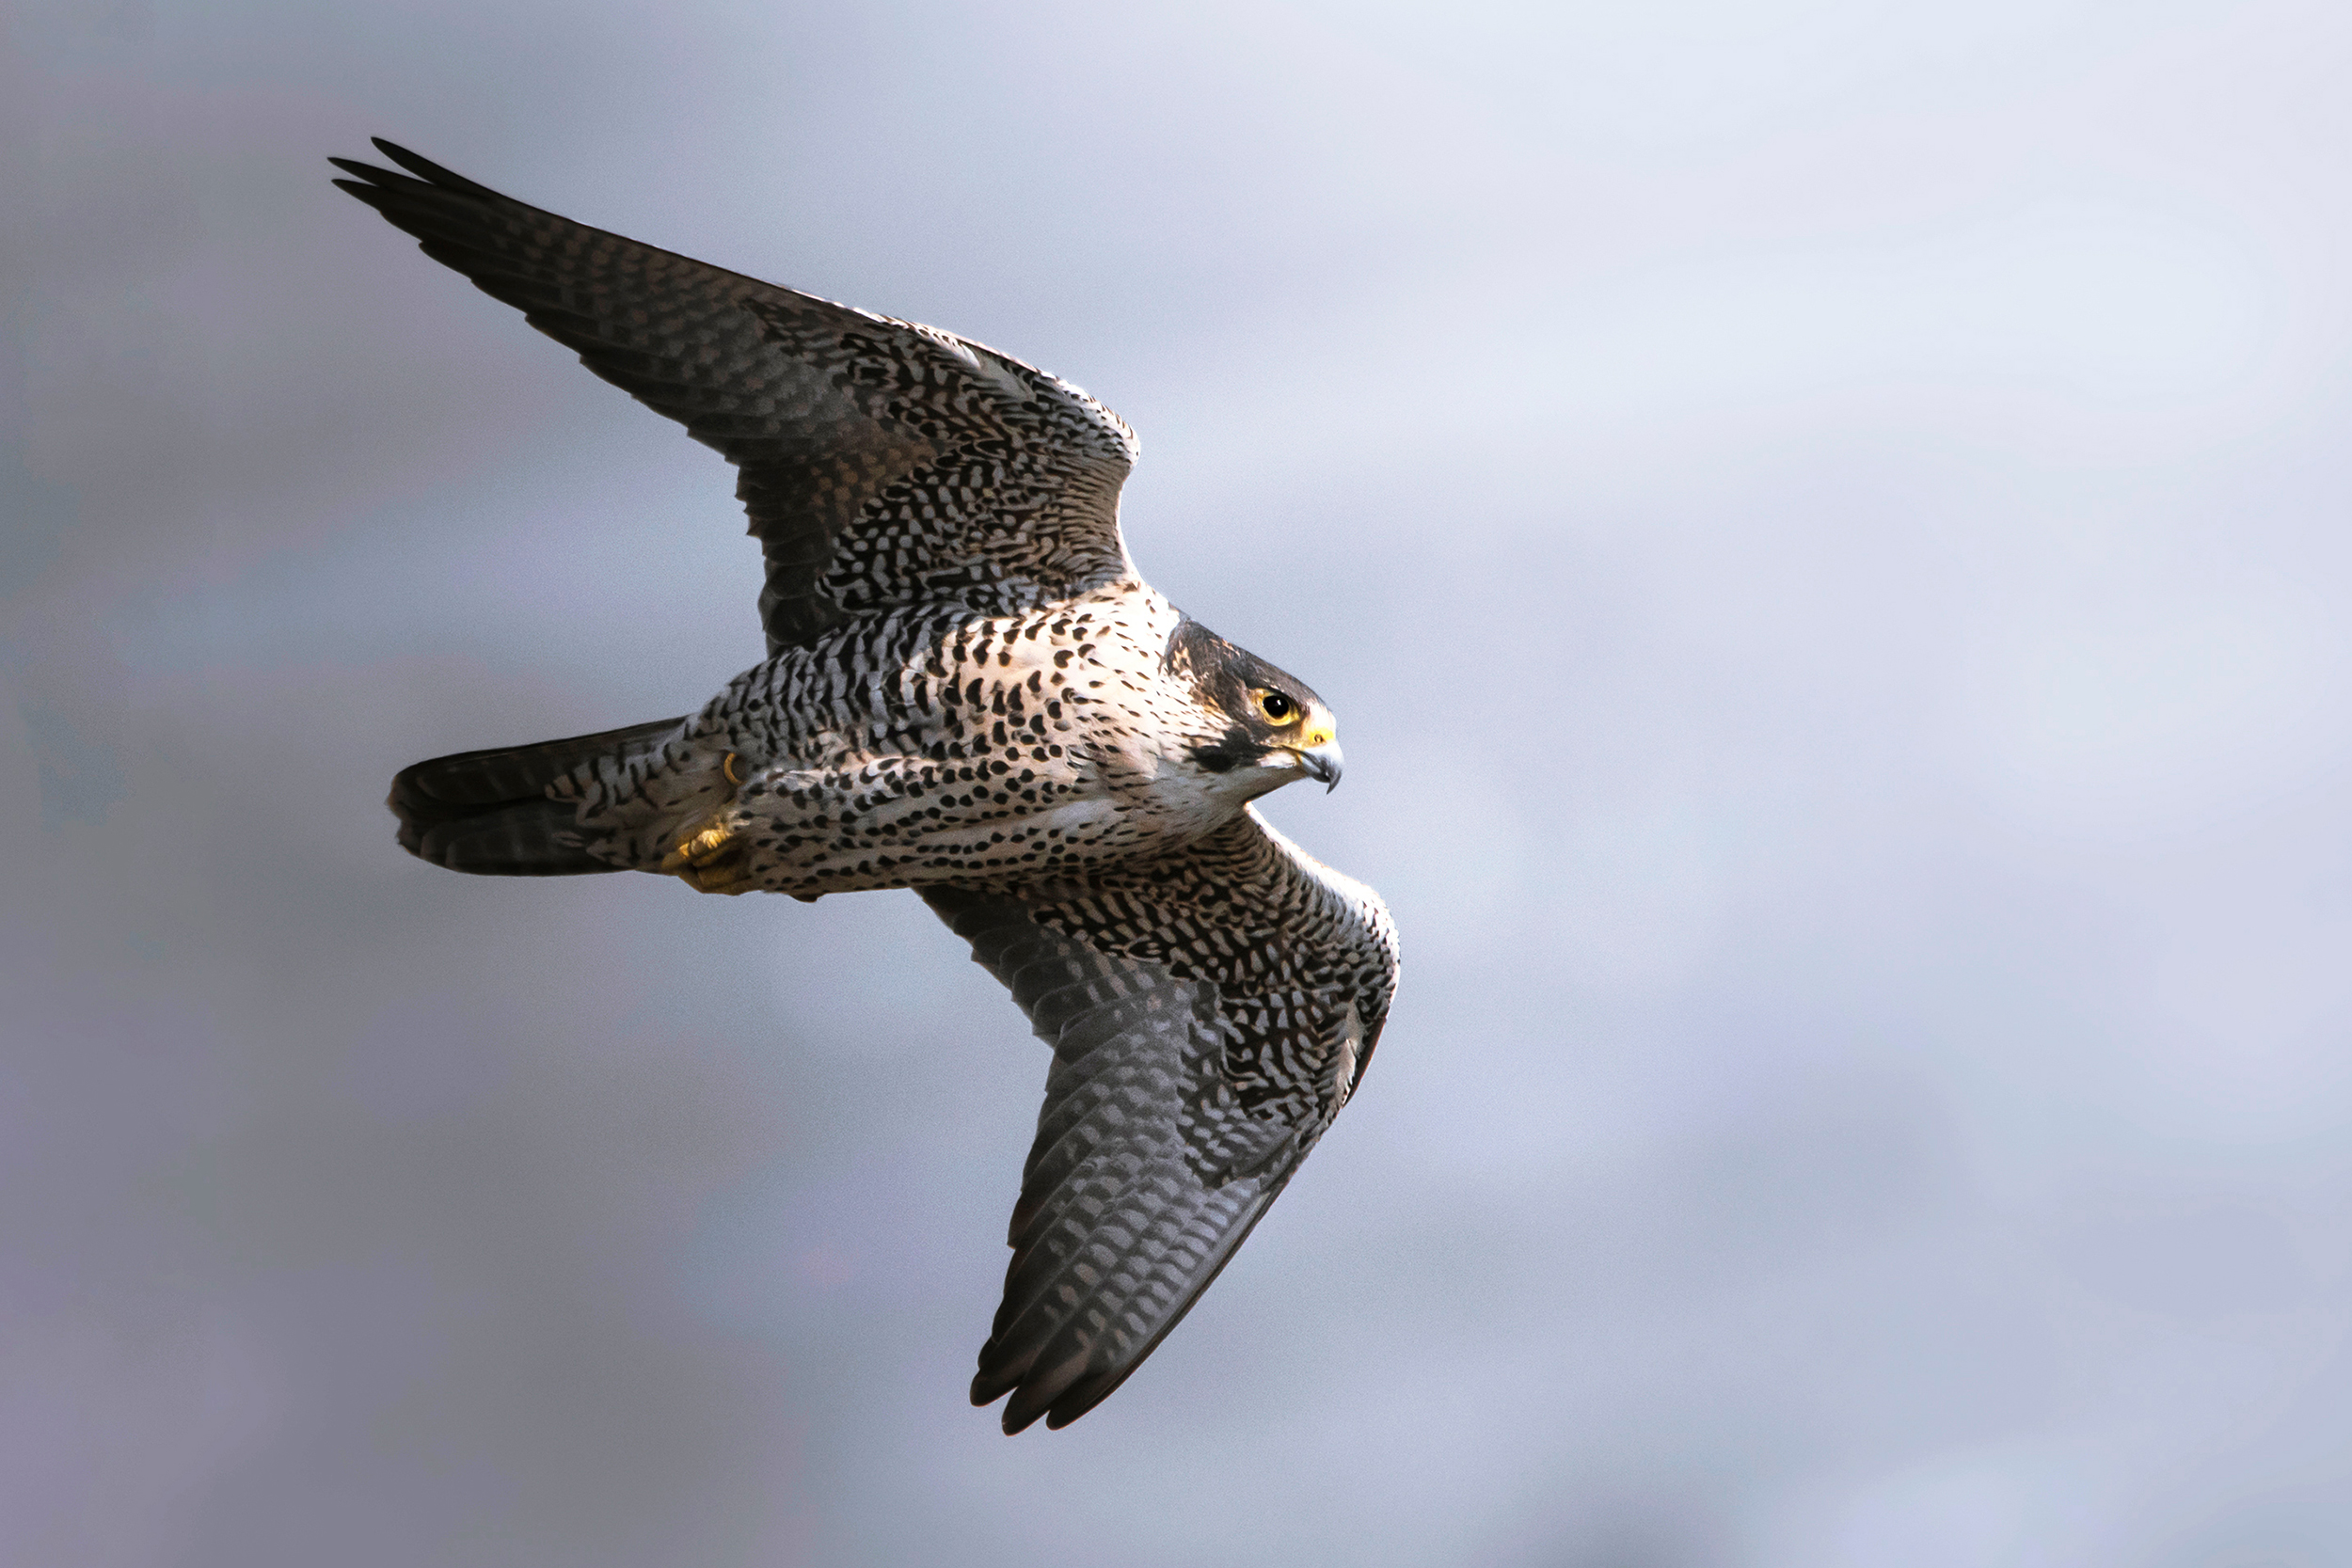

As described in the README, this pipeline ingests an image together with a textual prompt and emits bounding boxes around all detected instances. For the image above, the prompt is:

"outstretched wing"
[330,140,1140,652]
[924,809,1399,1433]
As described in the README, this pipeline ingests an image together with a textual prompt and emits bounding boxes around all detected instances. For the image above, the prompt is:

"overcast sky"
[8,2,2352,1563]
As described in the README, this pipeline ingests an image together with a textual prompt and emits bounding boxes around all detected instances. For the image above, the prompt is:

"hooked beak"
[1294,739,1344,793]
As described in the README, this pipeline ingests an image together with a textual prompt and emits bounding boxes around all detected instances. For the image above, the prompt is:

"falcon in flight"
[334,140,1398,1433]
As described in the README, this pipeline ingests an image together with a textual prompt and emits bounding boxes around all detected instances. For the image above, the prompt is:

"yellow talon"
[659,755,754,892]
[660,816,744,878]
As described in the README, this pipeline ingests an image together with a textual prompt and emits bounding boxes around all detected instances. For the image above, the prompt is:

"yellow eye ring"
[1255,689,1297,724]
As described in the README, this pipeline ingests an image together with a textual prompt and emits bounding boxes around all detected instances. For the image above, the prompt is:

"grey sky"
[8,1,2351,1563]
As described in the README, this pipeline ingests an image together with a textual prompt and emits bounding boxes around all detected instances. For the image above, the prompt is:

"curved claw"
[660,816,752,894]
[660,823,735,870]
[660,754,758,895]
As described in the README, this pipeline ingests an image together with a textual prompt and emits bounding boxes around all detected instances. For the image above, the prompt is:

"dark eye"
[1258,690,1295,722]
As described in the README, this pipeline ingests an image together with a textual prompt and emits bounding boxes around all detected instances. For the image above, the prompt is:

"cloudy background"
[8,1,2352,1562]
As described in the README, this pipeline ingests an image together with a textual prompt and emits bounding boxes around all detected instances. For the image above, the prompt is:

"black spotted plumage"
[340,140,1397,1433]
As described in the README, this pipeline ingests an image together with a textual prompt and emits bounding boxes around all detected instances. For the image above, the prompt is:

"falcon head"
[1165,618,1343,794]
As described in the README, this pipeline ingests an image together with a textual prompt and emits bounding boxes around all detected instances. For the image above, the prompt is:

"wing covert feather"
[331,140,1139,652]
[924,809,1398,1432]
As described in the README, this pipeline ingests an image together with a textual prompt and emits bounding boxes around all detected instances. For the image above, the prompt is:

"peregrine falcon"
[333,141,1399,1433]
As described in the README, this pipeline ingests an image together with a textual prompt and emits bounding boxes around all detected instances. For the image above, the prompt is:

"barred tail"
[388,717,688,876]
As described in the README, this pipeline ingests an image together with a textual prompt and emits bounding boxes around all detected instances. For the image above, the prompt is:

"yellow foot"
[660,816,754,895]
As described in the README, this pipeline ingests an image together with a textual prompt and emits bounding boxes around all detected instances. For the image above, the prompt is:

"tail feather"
[389,716,688,876]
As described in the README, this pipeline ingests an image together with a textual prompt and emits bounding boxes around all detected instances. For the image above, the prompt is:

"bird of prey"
[333,140,1399,1433]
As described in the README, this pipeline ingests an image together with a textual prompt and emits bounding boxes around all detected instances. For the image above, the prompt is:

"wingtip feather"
[999,1345,1093,1434]
[369,137,500,198]
[1044,1377,1121,1430]
[328,140,503,205]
